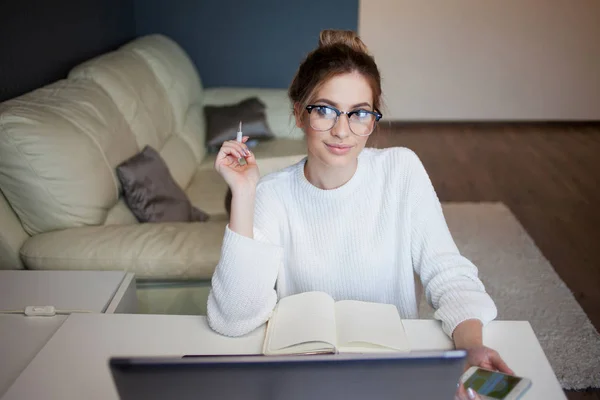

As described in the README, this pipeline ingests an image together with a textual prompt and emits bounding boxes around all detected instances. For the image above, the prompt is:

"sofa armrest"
[0,189,29,269]
[20,221,228,280]
[203,87,303,139]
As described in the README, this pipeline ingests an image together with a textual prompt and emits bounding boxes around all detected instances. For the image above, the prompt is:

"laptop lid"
[110,350,466,400]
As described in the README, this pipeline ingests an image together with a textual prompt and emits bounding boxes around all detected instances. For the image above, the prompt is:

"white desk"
[0,315,67,397]
[0,270,137,313]
[0,271,137,396]
[2,314,565,400]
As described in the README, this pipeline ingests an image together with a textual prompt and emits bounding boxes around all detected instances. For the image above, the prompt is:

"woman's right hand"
[214,136,260,193]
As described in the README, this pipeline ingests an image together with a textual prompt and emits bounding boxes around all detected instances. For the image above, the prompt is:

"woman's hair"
[288,29,382,118]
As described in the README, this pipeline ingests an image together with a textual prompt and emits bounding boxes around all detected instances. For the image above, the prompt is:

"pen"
[236,121,247,166]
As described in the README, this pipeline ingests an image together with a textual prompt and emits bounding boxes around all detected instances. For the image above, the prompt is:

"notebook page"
[334,300,410,352]
[267,291,337,353]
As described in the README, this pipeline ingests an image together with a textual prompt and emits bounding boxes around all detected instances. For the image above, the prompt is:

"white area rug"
[419,202,600,389]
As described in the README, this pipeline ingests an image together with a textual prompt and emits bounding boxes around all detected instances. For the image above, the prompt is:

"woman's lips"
[325,143,353,155]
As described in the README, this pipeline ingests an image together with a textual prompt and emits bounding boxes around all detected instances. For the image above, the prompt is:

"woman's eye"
[355,110,370,119]
[316,106,334,117]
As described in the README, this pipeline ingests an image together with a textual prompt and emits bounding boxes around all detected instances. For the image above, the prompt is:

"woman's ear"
[293,103,304,129]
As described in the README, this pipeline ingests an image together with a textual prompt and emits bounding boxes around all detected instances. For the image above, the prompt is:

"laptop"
[110,350,466,400]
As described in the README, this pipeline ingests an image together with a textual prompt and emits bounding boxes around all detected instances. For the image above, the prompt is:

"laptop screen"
[110,351,466,400]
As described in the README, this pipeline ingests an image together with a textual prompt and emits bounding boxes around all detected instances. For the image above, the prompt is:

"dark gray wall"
[135,0,359,88]
[0,0,135,102]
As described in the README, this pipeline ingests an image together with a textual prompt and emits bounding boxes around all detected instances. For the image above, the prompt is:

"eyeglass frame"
[305,104,383,137]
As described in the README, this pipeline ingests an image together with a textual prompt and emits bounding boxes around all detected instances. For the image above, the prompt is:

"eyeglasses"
[305,105,383,137]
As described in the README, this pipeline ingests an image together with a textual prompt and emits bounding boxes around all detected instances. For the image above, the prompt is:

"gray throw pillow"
[116,146,209,223]
[204,97,275,153]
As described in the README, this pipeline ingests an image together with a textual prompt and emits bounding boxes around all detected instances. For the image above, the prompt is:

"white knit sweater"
[207,147,497,338]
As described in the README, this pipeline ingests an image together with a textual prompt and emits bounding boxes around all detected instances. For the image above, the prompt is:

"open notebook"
[263,291,411,355]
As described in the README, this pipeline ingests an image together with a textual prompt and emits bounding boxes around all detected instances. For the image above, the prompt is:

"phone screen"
[464,368,522,399]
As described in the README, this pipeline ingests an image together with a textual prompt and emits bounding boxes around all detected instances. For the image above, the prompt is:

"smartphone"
[460,366,532,400]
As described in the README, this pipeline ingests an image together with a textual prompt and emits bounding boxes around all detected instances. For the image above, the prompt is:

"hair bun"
[319,29,369,54]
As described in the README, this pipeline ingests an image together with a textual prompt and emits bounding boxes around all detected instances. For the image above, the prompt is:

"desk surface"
[0,315,68,397]
[0,271,126,312]
[2,314,565,400]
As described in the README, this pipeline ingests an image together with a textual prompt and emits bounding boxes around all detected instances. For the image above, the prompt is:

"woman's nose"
[331,115,351,138]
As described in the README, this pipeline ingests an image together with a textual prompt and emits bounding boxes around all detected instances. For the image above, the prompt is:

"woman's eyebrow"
[313,98,372,109]
[313,98,337,107]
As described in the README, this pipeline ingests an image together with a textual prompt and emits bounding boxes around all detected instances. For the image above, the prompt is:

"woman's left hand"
[454,346,514,400]
[465,346,514,375]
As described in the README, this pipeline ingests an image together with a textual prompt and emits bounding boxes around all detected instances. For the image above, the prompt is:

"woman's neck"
[303,155,358,190]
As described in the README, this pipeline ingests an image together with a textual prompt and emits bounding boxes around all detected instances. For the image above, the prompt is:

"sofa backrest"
[0,34,208,244]
[69,34,206,191]
[0,78,138,236]
[122,35,207,163]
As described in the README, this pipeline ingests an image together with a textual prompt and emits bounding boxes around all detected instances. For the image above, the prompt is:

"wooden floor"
[370,122,600,399]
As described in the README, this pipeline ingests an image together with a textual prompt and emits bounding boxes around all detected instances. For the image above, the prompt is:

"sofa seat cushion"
[20,221,228,280]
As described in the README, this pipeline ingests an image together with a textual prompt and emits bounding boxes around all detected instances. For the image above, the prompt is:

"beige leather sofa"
[0,34,306,302]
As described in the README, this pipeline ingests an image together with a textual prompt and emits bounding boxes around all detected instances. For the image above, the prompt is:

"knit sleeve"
[206,182,284,337]
[406,151,498,338]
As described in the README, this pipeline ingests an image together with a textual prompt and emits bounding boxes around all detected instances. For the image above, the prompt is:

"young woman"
[209,30,512,399]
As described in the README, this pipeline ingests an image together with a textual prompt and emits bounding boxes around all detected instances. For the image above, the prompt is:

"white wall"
[358,0,600,120]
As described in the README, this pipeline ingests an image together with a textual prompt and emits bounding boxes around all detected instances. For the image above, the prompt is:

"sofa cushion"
[205,97,274,152]
[121,34,207,164]
[0,79,138,235]
[20,221,228,280]
[0,189,28,269]
[117,145,209,223]
[68,43,200,194]
[70,50,175,154]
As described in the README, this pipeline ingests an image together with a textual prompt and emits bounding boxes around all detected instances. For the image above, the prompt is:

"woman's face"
[296,72,374,169]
